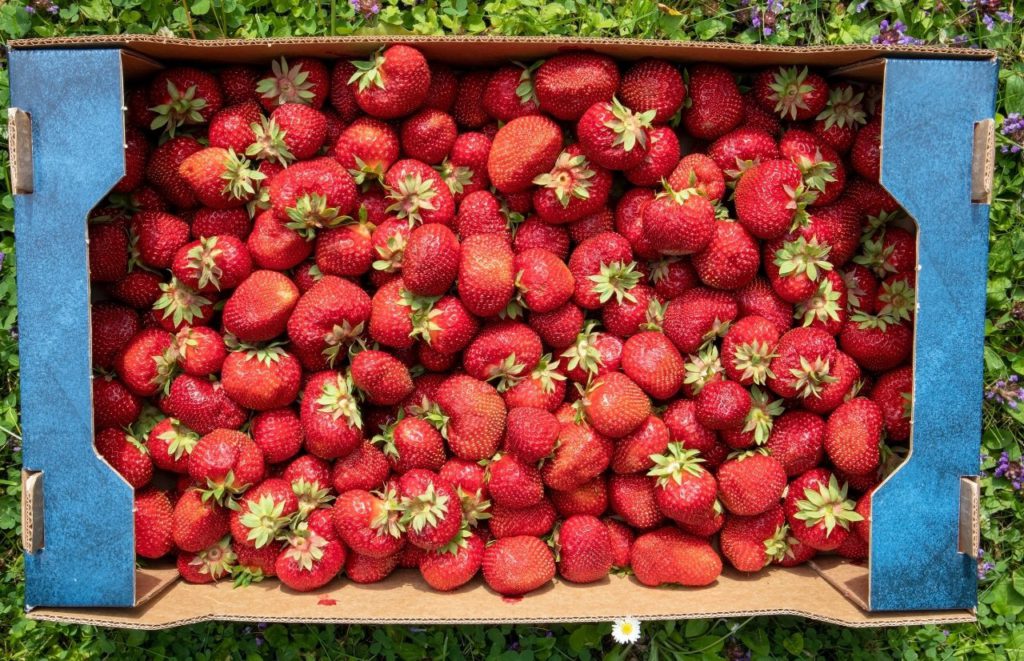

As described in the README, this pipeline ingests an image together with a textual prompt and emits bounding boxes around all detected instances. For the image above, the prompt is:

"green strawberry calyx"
[400,482,451,534]
[792,149,837,194]
[258,57,316,107]
[387,173,439,227]
[877,279,915,322]
[795,277,843,328]
[246,116,295,167]
[793,475,863,536]
[604,97,656,153]
[239,494,290,549]
[321,320,366,367]
[284,528,329,572]
[648,442,706,486]
[292,477,335,516]
[154,278,212,329]
[589,260,642,305]
[853,235,898,278]
[150,79,207,137]
[436,159,474,196]
[286,193,345,240]
[768,66,816,121]
[157,419,199,461]
[372,232,407,273]
[764,523,792,564]
[487,352,528,393]
[782,183,818,230]
[789,355,838,399]
[369,487,407,538]
[348,49,388,92]
[315,372,363,430]
[683,345,723,396]
[532,151,596,208]
[816,85,866,131]
[732,340,778,387]
[437,524,474,556]
[190,536,237,579]
[514,60,542,105]
[743,386,785,445]
[560,321,605,377]
[185,236,225,291]
[775,236,833,282]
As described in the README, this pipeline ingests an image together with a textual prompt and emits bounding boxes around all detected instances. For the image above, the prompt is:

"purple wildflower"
[985,375,1024,408]
[257,622,268,630]
[993,451,1024,490]
[350,0,380,19]
[10,325,17,341]
[1000,113,1024,154]
[741,0,787,37]
[255,637,264,647]
[726,640,752,661]
[978,560,995,579]
[855,0,869,11]
[24,4,35,13]
[25,0,58,14]
[965,0,1013,30]
[0,252,5,269]
[872,20,925,45]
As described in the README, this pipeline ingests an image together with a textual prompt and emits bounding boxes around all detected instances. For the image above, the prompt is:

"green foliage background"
[1,1,1023,658]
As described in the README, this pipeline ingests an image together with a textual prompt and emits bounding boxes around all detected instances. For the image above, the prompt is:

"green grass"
[1,1,1023,658]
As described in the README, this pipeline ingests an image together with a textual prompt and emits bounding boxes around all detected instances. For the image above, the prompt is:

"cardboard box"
[9,36,998,628]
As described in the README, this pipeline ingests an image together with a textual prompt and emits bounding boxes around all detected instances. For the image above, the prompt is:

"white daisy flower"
[611,617,642,645]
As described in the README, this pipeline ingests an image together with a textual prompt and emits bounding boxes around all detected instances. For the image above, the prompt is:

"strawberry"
[870,366,913,442]
[504,406,560,462]
[419,528,485,591]
[515,216,571,259]
[532,147,613,224]
[611,414,671,474]
[630,527,721,587]
[222,270,300,342]
[314,218,375,279]
[178,537,236,584]
[855,227,917,278]
[677,500,726,537]
[642,185,716,257]
[825,397,883,476]
[457,234,515,317]
[647,443,718,524]
[446,132,493,199]
[93,375,142,430]
[577,98,654,171]
[115,328,176,397]
[482,535,555,596]
[403,223,461,296]
[483,63,540,121]
[487,115,563,193]
[609,473,663,529]
[374,414,446,474]
[662,287,738,355]
[767,326,838,400]
[681,64,743,140]
[779,130,846,207]
[648,257,699,300]
[370,217,411,276]
[221,344,301,411]
[512,248,575,315]
[164,374,247,435]
[269,103,327,160]
[434,375,507,461]
[693,219,760,291]
[621,331,685,400]
[721,315,780,387]
[332,488,406,558]
[233,540,283,586]
[534,53,619,121]
[753,66,828,121]
[765,235,833,304]
[735,278,793,335]
[812,83,867,153]
[258,57,329,110]
[269,158,357,239]
[783,468,862,551]
[148,67,224,136]
[345,551,401,584]
[351,349,414,406]
[453,190,507,239]
[618,58,685,124]
[349,45,431,119]
[329,60,362,120]
[178,147,264,209]
[541,421,614,491]
[424,64,458,112]
[800,350,860,415]
[397,469,462,551]
[604,518,635,569]
[135,488,175,559]
[219,66,261,105]
[551,477,608,517]
[132,211,191,269]
[844,176,899,217]
[530,303,585,351]
[708,128,780,185]
[113,127,150,193]
[581,372,651,439]
[300,371,363,460]
[695,380,751,431]
[172,235,253,293]
[250,408,303,465]
[850,120,881,181]
[601,283,660,338]
[147,417,199,474]
[681,345,727,401]
[667,153,727,202]
[794,270,848,335]
[145,136,204,208]
[369,279,416,349]
[150,278,216,333]
[624,126,681,187]
[568,231,636,310]
[413,295,480,355]
[230,478,299,548]
[716,450,787,515]
[853,488,873,543]
[486,453,545,509]
[247,210,314,271]
[188,429,265,502]
[287,275,371,370]
[555,515,612,584]
[720,505,789,572]
[88,219,129,283]
[463,321,543,391]
[839,312,912,372]
[449,70,489,128]
[400,108,457,164]
[735,160,816,240]
[384,158,456,227]
[91,303,140,370]
[333,117,400,183]
[765,410,825,477]
[489,499,556,538]
[172,489,231,553]
[329,440,389,495]
[275,529,345,592]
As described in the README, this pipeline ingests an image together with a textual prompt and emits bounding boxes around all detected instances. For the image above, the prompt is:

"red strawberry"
[334,117,400,183]
[717,450,787,515]
[621,331,685,400]
[210,101,263,156]
[188,429,264,502]
[541,422,614,492]
[287,275,371,370]
[577,98,654,171]
[384,158,456,227]
[419,528,485,592]
[233,540,283,585]
[457,234,515,317]
[221,344,301,411]
[230,478,298,549]
[148,67,224,136]
[695,380,751,431]
[514,216,571,259]
[351,349,414,406]
[567,231,636,310]
[534,53,619,121]
[110,270,163,310]
[693,220,760,290]
[708,128,780,184]
[720,505,789,572]
[487,115,563,193]
[268,158,357,239]
[397,469,462,551]
[604,518,635,569]
[413,295,480,355]
[314,219,375,279]
[178,147,264,209]
[349,45,430,119]
[611,414,670,474]
[648,443,718,524]
[146,417,198,474]
[463,321,543,391]
[275,530,345,592]
[452,70,491,128]
[800,350,860,415]
[642,186,716,257]
[648,257,699,300]
[400,108,457,164]
[483,64,540,121]
[839,312,912,372]
[171,489,231,553]
[115,328,176,397]
[601,282,660,339]
[767,326,838,400]
[374,414,446,474]
[630,527,721,587]
[681,64,743,140]
[132,211,191,270]
[532,147,612,224]
[530,303,585,351]
[825,397,883,476]
[765,410,825,477]
[91,303,140,370]
[172,235,253,294]
[222,270,300,343]
[219,65,261,103]
[93,375,142,430]
[489,499,557,538]
[812,84,866,154]
[753,66,828,121]
[164,375,247,435]
[330,441,389,493]
[551,477,608,517]
[555,515,612,584]
[247,210,314,271]
[88,219,129,283]
[663,287,738,355]
[783,468,862,551]
[329,60,362,120]
[424,64,458,112]
[269,103,327,160]
[735,160,816,240]
[624,126,681,187]
[250,408,303,465]
[300,371,363,460]
[369,278,416,350]
[146,136,204,208]
[581,372,651,439]
[482,536,555,596]
[135,488,175,559]
[870,366,913,442]
[257,57,329,110]
[512,248,575,315]
[609,473,663,529]
[403,223,460,296]
[346,551,401,584]
[504,406,560,462]
[850,120,881,181]
[779,129,846,207]
[618,58,685,124]
[332,488,406,558]
[667,153,726,201]
[486,453,545,509]
[177,537,236,584]
[434,375,507,461]
[735,278,793,335]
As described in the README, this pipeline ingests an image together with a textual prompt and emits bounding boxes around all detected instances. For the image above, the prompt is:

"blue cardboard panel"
[12,49,137,608]
[870,57,997,611]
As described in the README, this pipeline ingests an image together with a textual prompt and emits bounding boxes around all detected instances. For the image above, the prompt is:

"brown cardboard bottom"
[29,559,972,629]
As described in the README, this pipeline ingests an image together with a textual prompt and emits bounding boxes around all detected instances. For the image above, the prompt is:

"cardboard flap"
[7,107,33,195]
[21,470,43,553]
[959,477,981,558]
[972,119,996,203]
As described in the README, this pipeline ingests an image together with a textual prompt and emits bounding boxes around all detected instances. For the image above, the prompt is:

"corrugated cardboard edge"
[972,118,996,203]
[20,470,43,553]
[959,477,981,558]
[7,107,33,195]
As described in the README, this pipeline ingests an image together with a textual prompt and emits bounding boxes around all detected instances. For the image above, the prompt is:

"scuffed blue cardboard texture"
[11,48,994,612]
[12,48,136,608]
[871,57,997,611]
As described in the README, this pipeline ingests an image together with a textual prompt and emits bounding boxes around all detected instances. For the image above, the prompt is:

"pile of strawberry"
[89,45,917,596]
